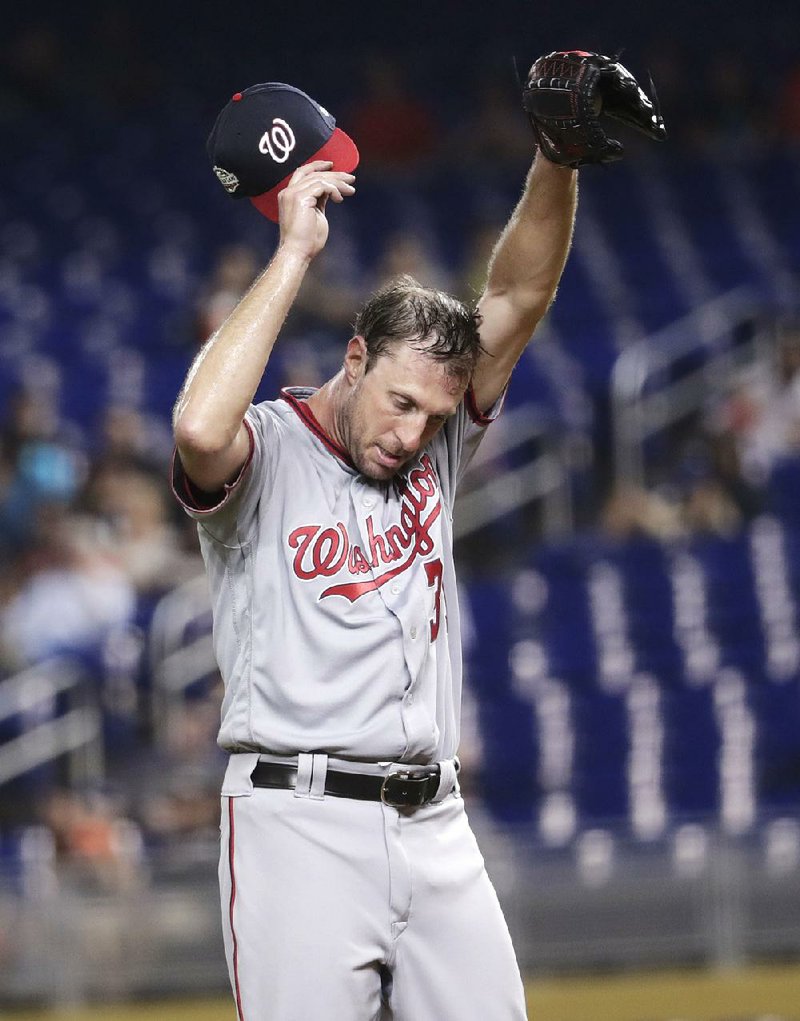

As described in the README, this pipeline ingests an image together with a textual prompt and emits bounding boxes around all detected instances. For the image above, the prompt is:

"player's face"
[342,339,468,481]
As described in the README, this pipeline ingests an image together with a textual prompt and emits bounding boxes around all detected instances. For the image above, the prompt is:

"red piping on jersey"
[170,419,256,516]
[465,384,495,427]
[279,389,356,468]
[228,798,246,1021]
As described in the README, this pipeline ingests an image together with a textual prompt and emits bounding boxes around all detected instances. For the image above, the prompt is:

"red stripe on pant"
[228,797,246,1021]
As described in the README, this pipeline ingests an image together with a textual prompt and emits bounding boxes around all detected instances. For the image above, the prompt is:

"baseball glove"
[522,50,666,168]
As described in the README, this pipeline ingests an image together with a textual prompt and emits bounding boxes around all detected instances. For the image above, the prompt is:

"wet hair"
[353,275,483,384]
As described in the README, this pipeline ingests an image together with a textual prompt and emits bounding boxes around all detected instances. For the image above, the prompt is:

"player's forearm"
[173,245,311,453]
[484,153,577,323]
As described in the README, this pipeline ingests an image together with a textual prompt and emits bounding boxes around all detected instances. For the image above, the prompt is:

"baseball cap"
[207,83,359,222]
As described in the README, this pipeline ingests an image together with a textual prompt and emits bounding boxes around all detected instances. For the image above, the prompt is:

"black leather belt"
[251,761,443,808]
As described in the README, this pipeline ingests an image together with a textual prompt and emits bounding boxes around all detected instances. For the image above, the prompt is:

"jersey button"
[363,495,375,509]
[410,626,418,640]
[405,692,414,704]
[391,583,400,595]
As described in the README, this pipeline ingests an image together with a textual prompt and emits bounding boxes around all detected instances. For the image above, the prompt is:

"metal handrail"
[0,708,101,785]
[0,658,104,786]
[0,658,83,719]
[611,287,761,486]
[455,451,569,539]
[148,575,216,741]
[457,403,580,539]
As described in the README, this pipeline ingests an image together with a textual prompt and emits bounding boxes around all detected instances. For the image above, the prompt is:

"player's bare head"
[353,275,482,387]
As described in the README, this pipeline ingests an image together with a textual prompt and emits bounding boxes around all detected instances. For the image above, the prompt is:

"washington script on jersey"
[287,454,442,604]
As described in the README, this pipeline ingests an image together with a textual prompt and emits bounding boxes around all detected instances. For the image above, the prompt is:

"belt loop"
[294,753,313,799]
[433,758,458,803]
[309,753,328,801]
[222,753,261,797]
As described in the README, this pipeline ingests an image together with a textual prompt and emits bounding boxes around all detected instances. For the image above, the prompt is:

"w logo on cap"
[259,118,296,163]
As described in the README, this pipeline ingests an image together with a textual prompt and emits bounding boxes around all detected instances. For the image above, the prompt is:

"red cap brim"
[249,127,360,222]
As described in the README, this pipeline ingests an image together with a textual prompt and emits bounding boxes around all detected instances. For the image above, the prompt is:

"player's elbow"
[173,414,235,459]
[174,416,251,495]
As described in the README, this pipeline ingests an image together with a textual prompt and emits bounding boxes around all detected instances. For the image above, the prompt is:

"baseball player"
[172,61,664,1021]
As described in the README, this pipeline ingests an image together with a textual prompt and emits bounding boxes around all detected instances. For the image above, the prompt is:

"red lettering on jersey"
[286,454,443,603]
[384,525,406,560]
[312,524,349,576]
[348,545,372,575]
[321,500,441,602]
[367,516,397,567]
[287,525,323,580]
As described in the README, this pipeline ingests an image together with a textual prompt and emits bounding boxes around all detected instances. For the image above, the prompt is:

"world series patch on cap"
[207,83,360,222]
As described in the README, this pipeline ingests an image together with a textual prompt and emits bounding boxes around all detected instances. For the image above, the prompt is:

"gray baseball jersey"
[173,385,530,1021]
[172,385,500,763]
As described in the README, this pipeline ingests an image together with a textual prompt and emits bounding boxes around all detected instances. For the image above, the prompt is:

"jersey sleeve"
[170,403,279,545]
[429,383,505,510]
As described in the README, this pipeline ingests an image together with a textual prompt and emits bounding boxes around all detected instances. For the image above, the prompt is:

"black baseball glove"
[522,50,666,168]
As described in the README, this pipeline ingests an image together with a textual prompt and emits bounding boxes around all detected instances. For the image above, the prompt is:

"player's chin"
[360,446,409,480]
[362,460,401,482]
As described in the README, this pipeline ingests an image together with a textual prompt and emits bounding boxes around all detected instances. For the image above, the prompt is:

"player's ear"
[344,335,367,384]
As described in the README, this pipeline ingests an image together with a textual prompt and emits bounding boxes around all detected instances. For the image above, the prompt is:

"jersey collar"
[279,387,357,471]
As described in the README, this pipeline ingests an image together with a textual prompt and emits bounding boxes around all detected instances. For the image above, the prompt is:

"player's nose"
[394,418,426,452]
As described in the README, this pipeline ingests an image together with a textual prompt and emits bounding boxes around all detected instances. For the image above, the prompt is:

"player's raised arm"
[472,152,577,412]
[472,50,666,413]
[172,82,360,495]
[172,161,356,493]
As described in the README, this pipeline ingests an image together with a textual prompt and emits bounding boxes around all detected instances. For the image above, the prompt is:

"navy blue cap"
[207,83,359,221]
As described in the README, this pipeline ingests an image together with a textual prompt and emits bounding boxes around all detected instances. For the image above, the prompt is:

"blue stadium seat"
[767,458,800,523]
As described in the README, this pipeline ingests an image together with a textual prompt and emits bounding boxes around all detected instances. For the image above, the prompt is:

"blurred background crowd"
[1,0,800,1010]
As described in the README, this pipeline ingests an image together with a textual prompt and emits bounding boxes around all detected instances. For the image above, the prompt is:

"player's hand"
[278,160,356,261]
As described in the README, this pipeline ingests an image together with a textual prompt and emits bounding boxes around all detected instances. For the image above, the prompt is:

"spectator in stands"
[717,324,800,485]
[678,429,762,535]
[40,788,142,892]
[82,463,202,595]
[93,404,172,476]
[601,483,684,542]
[0,387,84,554]
[0,503,135,669]
[683,475,744,536]
[133,697,226,847]
[602,427,762,543]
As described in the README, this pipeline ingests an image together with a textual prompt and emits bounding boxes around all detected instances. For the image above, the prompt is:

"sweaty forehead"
[376,346,467,409]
